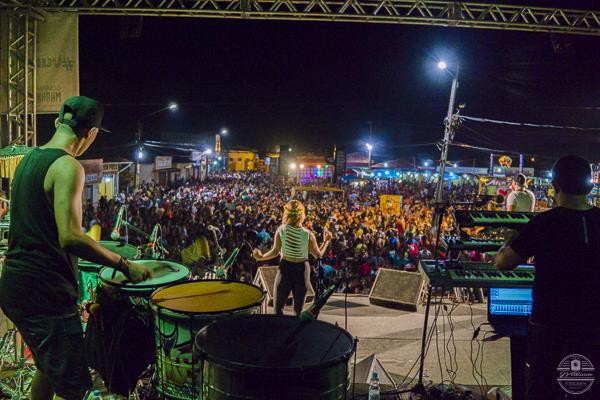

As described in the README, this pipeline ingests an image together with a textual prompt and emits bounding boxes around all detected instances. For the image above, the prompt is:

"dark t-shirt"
[510,206,600,329]
[0,148,78,317]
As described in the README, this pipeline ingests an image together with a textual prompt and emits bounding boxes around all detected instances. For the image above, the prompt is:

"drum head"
[98,241,140,259]
[79,241,139,271]
[195,315,355,370]
[151,281,264,314]
[100,260,189,291]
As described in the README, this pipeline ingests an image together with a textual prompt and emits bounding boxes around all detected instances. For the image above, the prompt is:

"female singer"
[253,200,332,316]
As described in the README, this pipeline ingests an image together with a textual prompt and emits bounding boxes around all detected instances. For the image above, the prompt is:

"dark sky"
[39,9,600,167]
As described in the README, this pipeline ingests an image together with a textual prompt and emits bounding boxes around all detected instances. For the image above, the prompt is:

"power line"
[459,115,600,132]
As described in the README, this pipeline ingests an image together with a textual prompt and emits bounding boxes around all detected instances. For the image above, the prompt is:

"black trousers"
[274,259,309,316]
[527,322,600,399]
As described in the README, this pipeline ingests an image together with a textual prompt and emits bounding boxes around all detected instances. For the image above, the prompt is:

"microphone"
[110,205,125,241]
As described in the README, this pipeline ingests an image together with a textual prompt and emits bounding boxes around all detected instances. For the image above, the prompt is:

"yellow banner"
[380,194,401,216]
[36,14,80,113]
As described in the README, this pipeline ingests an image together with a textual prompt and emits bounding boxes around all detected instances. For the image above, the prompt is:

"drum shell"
[201,357,352,400]
[150,281,265,400]
[195,315,356,400]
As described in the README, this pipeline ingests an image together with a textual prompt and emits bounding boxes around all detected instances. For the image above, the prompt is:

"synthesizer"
[454,211,536,229]
[444,237,504,252]
[418,260,535,288]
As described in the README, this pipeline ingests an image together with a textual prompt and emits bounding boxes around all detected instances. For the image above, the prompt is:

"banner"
[155,156,172,170]
[37,14,80,113]
[379,194,401,216]
[80,159,103,184]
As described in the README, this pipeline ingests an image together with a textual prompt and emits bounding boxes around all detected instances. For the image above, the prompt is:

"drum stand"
[0,325,35,400]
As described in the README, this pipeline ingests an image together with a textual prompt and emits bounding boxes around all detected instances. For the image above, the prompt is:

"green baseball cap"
[58,96,111,133]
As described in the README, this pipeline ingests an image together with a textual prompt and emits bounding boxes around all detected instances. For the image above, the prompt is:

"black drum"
[194,315,356,400]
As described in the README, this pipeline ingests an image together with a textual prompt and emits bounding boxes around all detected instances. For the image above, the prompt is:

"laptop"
[488,287,532,337]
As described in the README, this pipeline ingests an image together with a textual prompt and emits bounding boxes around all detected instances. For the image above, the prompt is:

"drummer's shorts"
[0,305,92,400]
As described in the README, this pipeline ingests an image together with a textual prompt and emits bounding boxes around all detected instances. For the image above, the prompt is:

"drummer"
[253,200,332,316]
[0,96,153,400]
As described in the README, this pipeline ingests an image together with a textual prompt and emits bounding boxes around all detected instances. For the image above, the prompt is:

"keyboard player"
[495,155,600,399]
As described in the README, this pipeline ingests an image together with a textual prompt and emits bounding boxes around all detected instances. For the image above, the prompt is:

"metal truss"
[1,6,40,147]
[17,0,600,36]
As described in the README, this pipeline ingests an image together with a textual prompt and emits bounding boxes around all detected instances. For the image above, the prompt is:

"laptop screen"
[489,287,533,317]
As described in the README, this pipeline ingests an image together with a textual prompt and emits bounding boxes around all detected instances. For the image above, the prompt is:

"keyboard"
[454,211,536,228]
[444,237,504,252]
[418,260,535,288]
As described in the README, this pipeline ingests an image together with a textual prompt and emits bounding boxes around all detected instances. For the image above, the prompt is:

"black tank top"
[1,148,78,316]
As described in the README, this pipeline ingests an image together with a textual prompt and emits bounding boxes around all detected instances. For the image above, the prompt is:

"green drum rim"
[150,280,266,316]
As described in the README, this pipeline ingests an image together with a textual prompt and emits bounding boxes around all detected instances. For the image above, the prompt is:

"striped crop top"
[277,224,310,261]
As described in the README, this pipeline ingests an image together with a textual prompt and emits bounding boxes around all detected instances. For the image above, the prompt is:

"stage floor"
[0,294,512,399]
[302,294,512,393]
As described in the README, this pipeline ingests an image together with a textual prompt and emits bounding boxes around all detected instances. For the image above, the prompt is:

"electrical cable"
[459,115,600,132]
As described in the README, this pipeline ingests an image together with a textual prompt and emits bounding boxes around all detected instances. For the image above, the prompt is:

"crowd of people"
[83,173,481,293]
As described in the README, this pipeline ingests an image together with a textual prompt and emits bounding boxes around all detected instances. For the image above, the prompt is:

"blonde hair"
[283,200,305,226]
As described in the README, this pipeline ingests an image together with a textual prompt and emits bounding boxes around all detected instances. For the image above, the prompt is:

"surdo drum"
[194,315,356,400]
[150,280,265,400]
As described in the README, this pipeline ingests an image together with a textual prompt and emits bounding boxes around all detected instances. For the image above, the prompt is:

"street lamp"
[366,143,373,168]
[437,61,447,70]
[135,102,178,190]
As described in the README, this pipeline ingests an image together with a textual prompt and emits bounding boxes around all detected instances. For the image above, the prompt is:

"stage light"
[437,61,447,70]
[317,165,321,169]
[453,163,458,168]
[213,161,217,165]
[384,162,388,167]
[205,149,212,155]
[290,163,297,170]
[168,103,178,110]
[217,156,222,161]
[423,161,430,167]
[299,164,305,169]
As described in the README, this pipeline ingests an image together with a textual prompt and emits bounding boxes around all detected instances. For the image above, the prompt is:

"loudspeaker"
[278,145,290,176]
[368,268,424,311]
[333,145,346,182]
[253,266,315,307]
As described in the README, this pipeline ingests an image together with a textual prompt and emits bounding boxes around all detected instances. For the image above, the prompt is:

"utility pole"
[432,66,459,232]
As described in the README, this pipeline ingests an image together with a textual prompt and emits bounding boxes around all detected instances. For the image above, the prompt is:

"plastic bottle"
[368,371,380,400]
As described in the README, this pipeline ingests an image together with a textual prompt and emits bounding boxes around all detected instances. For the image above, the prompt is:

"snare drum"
[100,260,190,306]
[150,280,265,400]
[78,241,140,304]
[195,315,356,400]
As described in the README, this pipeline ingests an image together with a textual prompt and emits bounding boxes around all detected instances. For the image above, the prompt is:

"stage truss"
[1,0,600,146]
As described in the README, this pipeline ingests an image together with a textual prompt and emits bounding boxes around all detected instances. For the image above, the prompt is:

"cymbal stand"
[0,325,35,400]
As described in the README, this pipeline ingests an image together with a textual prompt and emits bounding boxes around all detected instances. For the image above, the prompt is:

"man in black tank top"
[0,96,152,400]
[496,155,600,399]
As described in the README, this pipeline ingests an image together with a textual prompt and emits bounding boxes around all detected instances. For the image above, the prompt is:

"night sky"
[37,8,600,168]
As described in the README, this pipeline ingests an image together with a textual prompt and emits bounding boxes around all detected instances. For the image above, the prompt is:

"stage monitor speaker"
[369,268,424,311]
[334,145,346,182]
[253,266,315,307]
[278,145,290,176]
